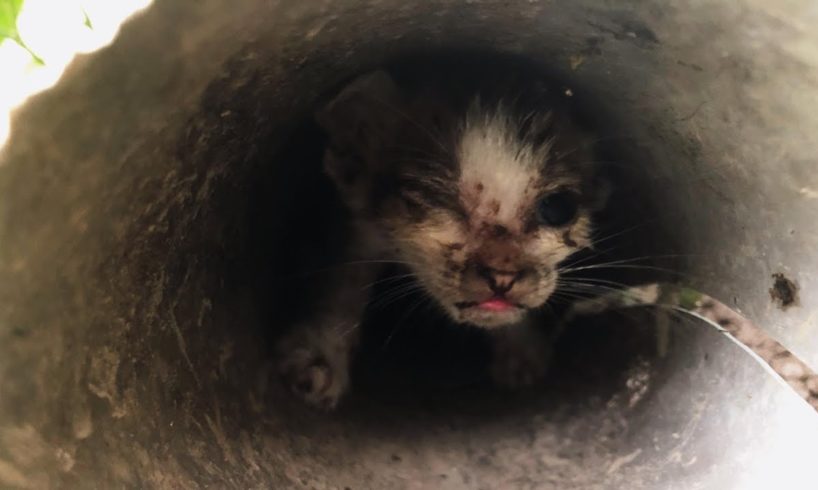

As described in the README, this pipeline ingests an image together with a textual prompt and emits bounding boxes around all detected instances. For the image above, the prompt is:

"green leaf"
[81,7,92,29]
[677,287,703,310]
[0,0,24,40]
[0,0,44,65]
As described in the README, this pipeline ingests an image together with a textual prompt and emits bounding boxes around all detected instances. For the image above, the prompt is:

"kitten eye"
[536,191,579,227]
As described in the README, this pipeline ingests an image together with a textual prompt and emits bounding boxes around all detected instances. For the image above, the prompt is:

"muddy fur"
[275,65,608,410]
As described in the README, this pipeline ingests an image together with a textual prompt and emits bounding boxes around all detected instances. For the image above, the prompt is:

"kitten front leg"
[276,263,378,410]
[277,319,359,411]
[490,316,559,389]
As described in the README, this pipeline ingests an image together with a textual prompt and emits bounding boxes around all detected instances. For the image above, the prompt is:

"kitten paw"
[277,333,352,411]
[490,331,552,389]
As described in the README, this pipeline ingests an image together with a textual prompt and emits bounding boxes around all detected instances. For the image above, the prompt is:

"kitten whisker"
[557,276,635,290]
[560,253,695,272]
[381,293,433,350]
[589,221,657,249]
[368,282,427,311]
[559,262,689,278]
[337,322,362,339]
[271,258,420,282]
[361,272,419,292]
[558,247,616,271]
[553,281,705,329]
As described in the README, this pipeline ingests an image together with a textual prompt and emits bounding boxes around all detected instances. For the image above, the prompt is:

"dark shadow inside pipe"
[234,50,684,415]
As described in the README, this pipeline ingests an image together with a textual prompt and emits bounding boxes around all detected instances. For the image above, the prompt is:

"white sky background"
[0,0,153,148]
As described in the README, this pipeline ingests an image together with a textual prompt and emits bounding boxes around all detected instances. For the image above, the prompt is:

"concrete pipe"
[1,0,817,488]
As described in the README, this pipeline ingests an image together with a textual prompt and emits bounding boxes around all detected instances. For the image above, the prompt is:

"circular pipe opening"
[247,49,672,387]
[2,2,818,488]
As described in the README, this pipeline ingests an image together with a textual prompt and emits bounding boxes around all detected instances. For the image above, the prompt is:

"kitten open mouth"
[478,298,518,312]
[456,298,521,312]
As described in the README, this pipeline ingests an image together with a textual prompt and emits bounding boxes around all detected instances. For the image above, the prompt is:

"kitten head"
[317,70,607,328]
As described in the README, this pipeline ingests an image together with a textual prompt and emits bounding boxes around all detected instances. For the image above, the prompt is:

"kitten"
[276,69,608,410]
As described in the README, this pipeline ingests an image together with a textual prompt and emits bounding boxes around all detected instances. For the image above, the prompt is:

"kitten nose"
[476,265,521,294]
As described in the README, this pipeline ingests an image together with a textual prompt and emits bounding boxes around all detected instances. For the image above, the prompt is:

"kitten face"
[318,71,604,328]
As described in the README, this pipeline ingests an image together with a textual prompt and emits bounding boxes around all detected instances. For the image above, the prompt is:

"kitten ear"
[316,70,401,158]
[316,71,402,208]
[552,122,611,214]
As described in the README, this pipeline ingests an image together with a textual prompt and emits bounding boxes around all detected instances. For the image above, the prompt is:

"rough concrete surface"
[1,0,817,488]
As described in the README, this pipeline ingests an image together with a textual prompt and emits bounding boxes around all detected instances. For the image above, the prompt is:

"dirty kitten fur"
[276,69,608,410]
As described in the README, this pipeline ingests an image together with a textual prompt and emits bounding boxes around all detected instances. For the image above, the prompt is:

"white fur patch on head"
[457,103,549,229]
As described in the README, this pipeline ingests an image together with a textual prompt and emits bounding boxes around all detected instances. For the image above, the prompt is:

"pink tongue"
[478,298,514,312]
